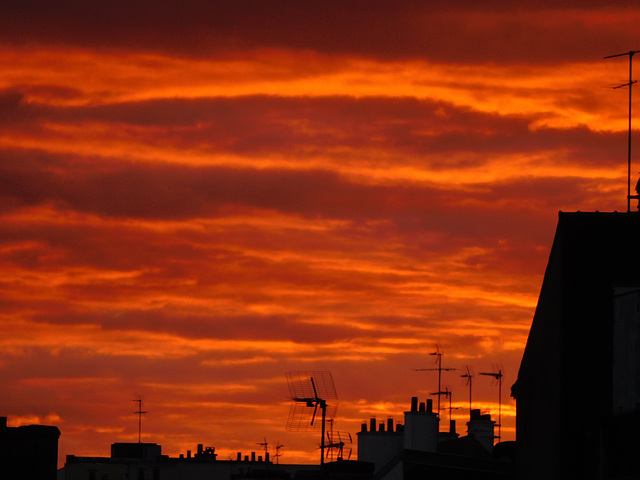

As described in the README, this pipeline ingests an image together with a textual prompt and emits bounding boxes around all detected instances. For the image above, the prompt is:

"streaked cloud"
[1,0,637,466]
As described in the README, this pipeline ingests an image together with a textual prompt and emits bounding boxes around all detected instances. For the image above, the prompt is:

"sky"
[1,0,639,467]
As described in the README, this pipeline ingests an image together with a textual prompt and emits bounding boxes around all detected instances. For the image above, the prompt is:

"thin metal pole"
[320,401,326,466]
[604,50,640,212]
[629,53,633,212]
[133,396,146,443]
[498,374,502,441]
[437,353,442,418]
[468,375,472,418]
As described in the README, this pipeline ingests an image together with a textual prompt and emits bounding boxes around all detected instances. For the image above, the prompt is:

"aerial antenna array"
[461,366,474,420]
[133,395,146,443]
[480,367,504,440]
[273,442,284,465]
[414,345,456,419]
[325,430,352,462]
[257,438,268,459]
[286,371,337,466]
[604,49,640,212]
[430,386,458,426]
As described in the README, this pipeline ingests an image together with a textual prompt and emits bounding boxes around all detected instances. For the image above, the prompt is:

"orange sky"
[1,0,640,468]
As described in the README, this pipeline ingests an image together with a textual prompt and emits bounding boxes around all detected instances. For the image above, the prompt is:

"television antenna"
[461,366,474,419]
[414,345,456,419]
[286,371,337,466]
[325,430,352,462]
[257,437,268,459]
[604,49,640,212]
[431,387,457,426]
[273,442,284,465]
[480,368,504,441]
[132,395,146,443]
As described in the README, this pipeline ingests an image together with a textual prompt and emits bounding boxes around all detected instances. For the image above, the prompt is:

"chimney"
[404,396,439,453]
[411,396,418,412]
[387,418,394,432]
[251,452,256,462]
[266,452,270,462]
[197,444,203,455]
[450,419,456,434]
[237,452,242,461]
[467,411,495,452]
[361,422,368,432]
[370,417,376,432]
[426,399,433,413]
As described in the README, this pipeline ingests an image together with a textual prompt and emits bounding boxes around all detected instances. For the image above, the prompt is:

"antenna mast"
[414,345,456,419]
[461,366,473,420]
[286,371,337,466]
[605,50,640,212]
[431,387,456,426]
[133,395,146,443]
[273,442,284,465]
[480,369,504,441]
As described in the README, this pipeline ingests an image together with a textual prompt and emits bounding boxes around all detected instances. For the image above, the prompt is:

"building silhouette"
[513,212,640,479]
[357,397,514,480]
[0,416,61,480]
[64,441,370,480]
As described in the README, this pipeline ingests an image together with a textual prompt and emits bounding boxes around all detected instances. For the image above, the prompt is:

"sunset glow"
[2,0,640,468]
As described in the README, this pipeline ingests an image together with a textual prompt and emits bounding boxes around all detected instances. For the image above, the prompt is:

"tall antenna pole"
[133,395,146,443]
[461,366,473,420]
[435,349,443,418]
[480,369,504,441]
[605,50,640,212]
[414,345,455,420]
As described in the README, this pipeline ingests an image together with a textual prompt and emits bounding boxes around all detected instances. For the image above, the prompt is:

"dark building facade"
[513,212,640,480]
[0,416,61,480]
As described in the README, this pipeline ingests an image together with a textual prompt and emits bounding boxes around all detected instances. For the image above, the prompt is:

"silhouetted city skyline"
[1,0,640,469]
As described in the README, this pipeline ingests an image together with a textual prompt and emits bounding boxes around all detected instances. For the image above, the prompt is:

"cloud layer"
[1,1,638,466]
